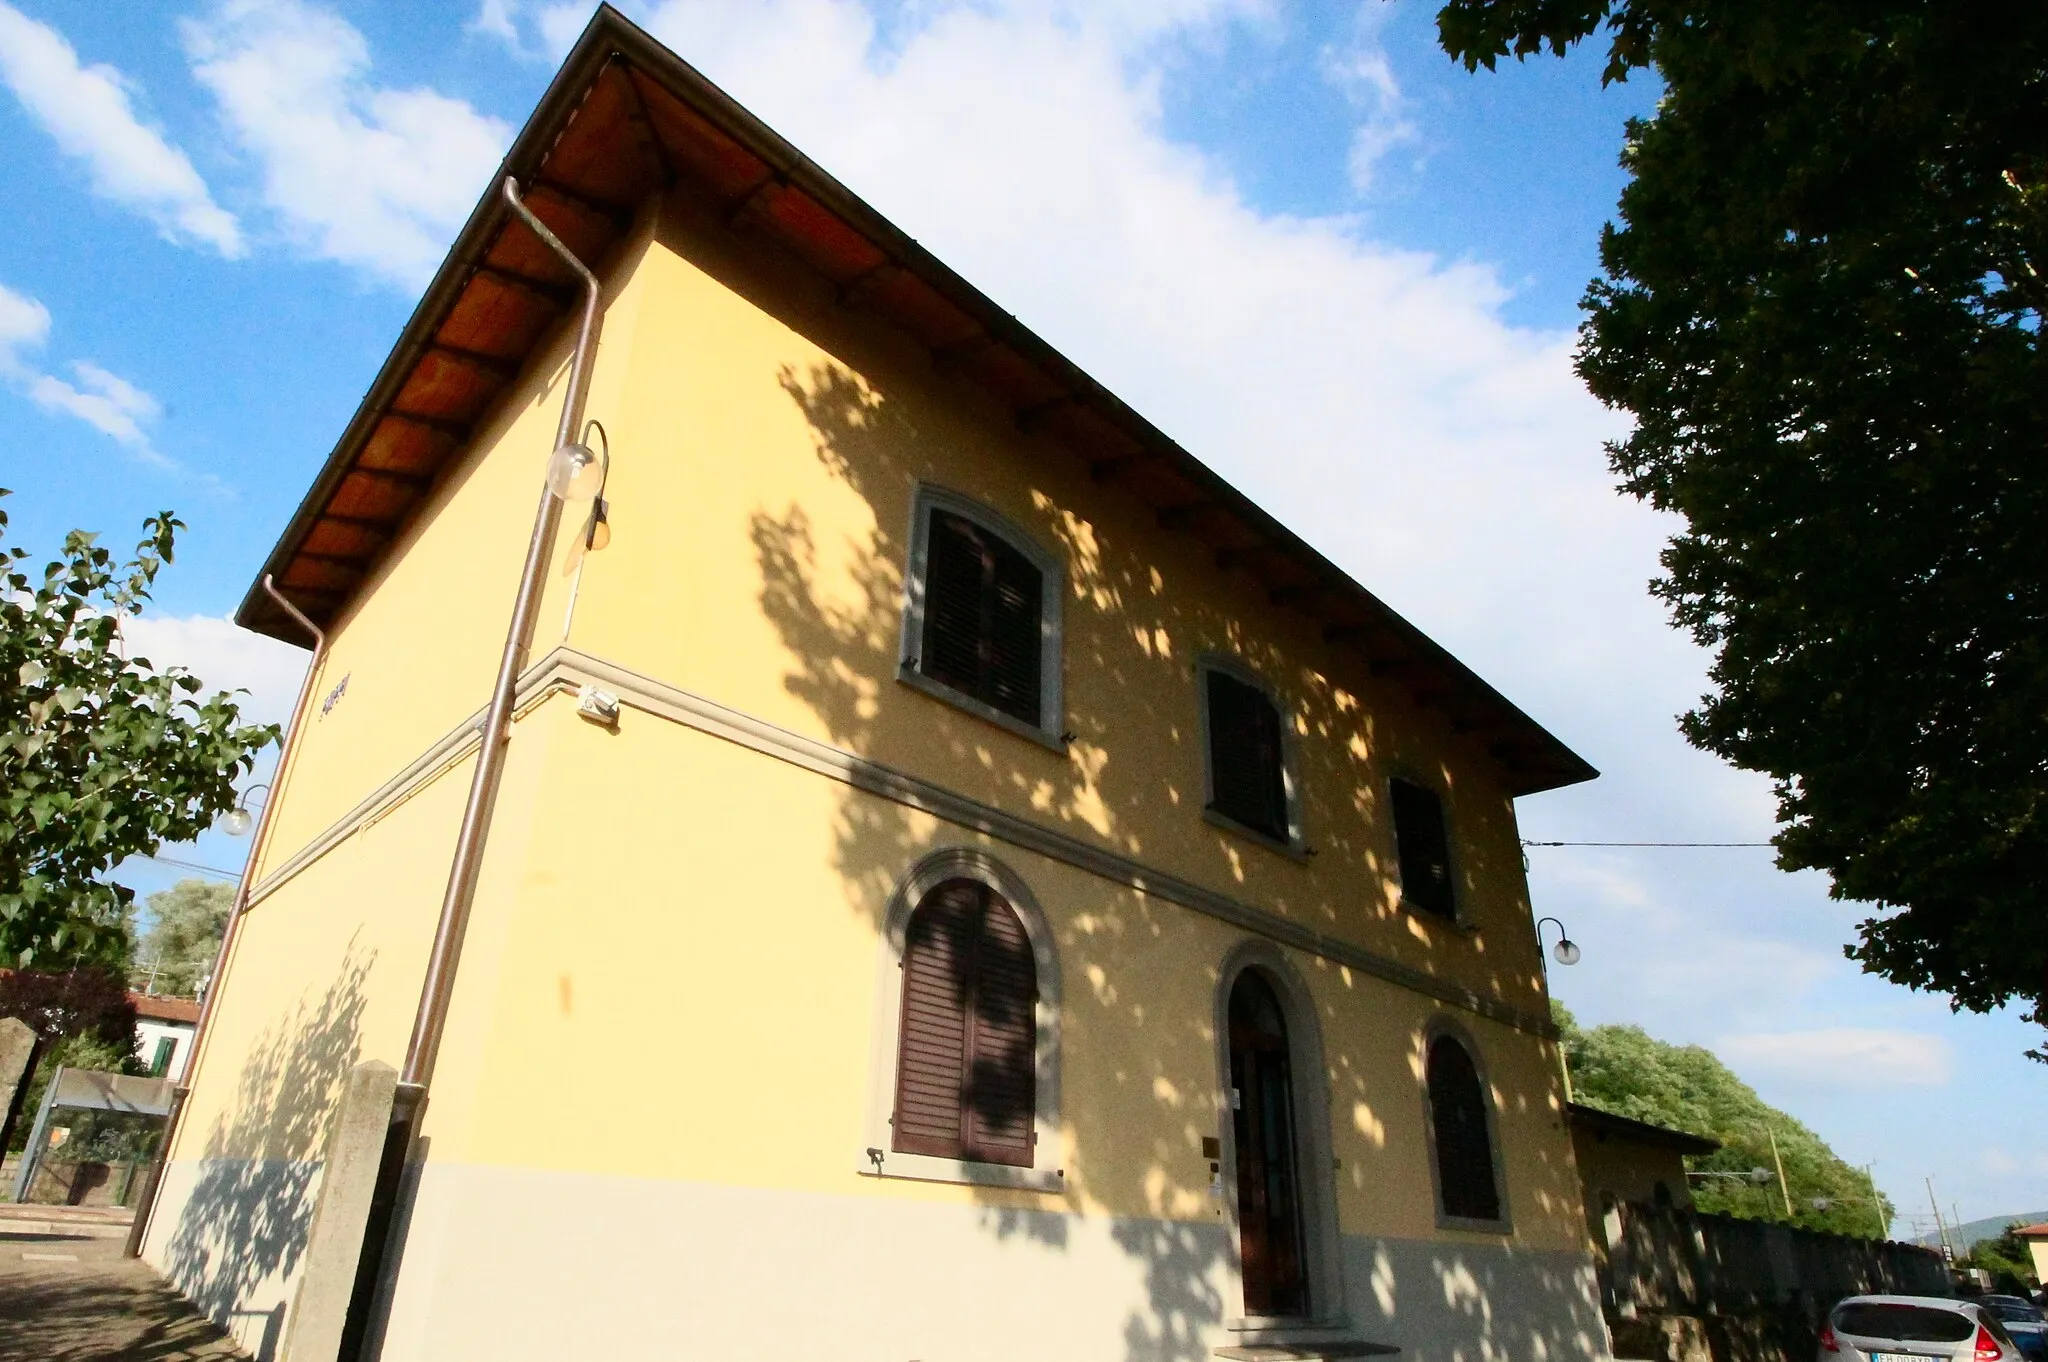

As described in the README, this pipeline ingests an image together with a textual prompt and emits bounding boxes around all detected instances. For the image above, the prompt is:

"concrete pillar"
[280,1060,398,1362]
[0,1018,37,1156]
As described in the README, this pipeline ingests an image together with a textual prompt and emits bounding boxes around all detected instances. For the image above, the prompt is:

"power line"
[140,853,243,881]
[1523,835,1777,843]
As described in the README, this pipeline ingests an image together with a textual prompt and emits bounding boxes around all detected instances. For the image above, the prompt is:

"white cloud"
[0,281,166,459]
[1321,8,1420,193]
[0,2,243,256]
[1716,1029,1955,1089]
[26,362,163,452]
[471,0,590,59]
[120,612,310,731]
[185,0,512,289]
[0,280,50,350]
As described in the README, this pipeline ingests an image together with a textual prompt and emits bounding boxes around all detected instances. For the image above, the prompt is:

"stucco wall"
[151,183,1600,1358]
[1569,1124,1693,1214]
[562,190,1553,1024]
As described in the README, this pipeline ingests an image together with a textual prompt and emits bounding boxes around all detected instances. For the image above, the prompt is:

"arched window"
[893,878,1038,1168]
[1425,1031,1504,1225]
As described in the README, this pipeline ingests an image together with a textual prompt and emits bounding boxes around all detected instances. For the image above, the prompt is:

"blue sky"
[1,0,2040,1233]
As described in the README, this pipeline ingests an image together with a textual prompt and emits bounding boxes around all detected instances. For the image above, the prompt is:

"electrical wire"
[1521,839,1771,848]
[140,853,243,880]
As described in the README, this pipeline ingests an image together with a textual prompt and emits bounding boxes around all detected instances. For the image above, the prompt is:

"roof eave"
[231,4,1597,797]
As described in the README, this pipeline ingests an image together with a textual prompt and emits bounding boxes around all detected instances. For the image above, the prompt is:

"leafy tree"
[0,492,275,968]
[1557,1004,1896,1237]
[1435,4,2048,1054]
[0,967,135,1049]
[132,878,233,998]
[1960,1223,2040,1293]
[0,966,140,1153]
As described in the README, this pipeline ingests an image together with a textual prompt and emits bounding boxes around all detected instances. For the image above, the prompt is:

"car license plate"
[1868,1353,1923,1362]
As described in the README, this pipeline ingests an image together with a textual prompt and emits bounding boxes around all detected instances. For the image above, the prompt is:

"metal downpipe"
[401,175,603,1093]
[126,574,328,1257]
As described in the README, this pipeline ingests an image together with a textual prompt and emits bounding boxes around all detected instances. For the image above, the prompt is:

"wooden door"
[1229,970,1309,1317]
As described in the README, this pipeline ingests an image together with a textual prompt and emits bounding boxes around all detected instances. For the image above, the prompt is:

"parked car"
[1821,1296,2025,1362]
[1979,1296,2048,1362]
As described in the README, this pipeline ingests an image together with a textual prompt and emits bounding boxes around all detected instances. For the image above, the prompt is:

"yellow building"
[139,9,1611,1360]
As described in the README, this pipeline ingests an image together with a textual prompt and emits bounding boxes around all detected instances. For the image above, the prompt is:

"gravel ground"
[0,1205,248,1361]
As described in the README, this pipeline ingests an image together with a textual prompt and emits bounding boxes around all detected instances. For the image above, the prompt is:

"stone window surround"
[1195,653,1310,861]
[1418,1013,1514,1236]
[857,846,1065,1193]
[896,483,1067,753]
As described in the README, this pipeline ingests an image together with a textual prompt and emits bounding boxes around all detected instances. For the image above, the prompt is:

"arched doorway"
[1229,969,1309,1317]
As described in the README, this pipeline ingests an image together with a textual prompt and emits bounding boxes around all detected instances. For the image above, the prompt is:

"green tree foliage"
[132,878,233,999]
[0,492,275,968]
[1960,1223,2040,1293]
[1435,4,2048,1053]
[1557,1004,1895,1238]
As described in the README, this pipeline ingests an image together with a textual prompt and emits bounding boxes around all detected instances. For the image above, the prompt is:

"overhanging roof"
[235,4,1597,797]
[1567,1102,1721,1157]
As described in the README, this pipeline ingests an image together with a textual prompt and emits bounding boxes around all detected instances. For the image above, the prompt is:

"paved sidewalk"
[0,1204,249,1361]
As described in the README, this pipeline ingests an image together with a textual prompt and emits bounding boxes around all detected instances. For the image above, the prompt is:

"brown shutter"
[963,895,1037,1166]
[919,511,988,699]
[893,882,977,1158]
[1428,1035,1501,1221]
[1391,779,1455,919]
[1206,669,1288,840]
[982,536,1043,725]
[916,509,1045,728]
[892,880,1039,1168]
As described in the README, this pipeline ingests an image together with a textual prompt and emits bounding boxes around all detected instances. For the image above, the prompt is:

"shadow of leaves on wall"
[752,357,1595,1362]
[162,944,371,1355]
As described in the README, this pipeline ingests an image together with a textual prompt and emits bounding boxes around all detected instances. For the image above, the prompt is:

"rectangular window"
[1391,778,1456,920]
[149,1036,176,1077]
[910,503,1052,732]
[1204,668,1290,843]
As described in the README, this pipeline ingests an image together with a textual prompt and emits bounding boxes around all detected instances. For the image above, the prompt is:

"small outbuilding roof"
[2013,1223,2048,1239]
[234,4,1596,797]
[129,993,201,1027]
[1567,1101,1722,1157]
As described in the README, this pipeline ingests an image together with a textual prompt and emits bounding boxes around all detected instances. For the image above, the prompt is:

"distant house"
[129,994,199,1082]
[1567,1102,1719,1220]
[2016,1224,2048,1284]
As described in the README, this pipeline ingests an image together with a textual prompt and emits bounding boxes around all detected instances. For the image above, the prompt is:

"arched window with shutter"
[893,879,1038,1167]
[863,851,1061,1191]
[1424,1028,1507,1228]
[898,487,1065,747]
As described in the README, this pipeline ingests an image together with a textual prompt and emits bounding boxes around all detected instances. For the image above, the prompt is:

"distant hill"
[1917,1212,2048,1251]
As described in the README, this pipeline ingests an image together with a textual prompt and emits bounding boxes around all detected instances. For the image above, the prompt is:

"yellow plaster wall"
[248,225,655,884]
[563,194,1550,1027]
[420,696,1584,1253]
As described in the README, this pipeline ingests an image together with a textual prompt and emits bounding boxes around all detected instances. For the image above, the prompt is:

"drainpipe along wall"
[127,574,328,1259]
[336,176,606,1355]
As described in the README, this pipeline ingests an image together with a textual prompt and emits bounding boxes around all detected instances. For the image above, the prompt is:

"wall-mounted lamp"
[545,438,604,501]
[220,782,271,838]
[559,420,612,575]
[1536,915,1581,968]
